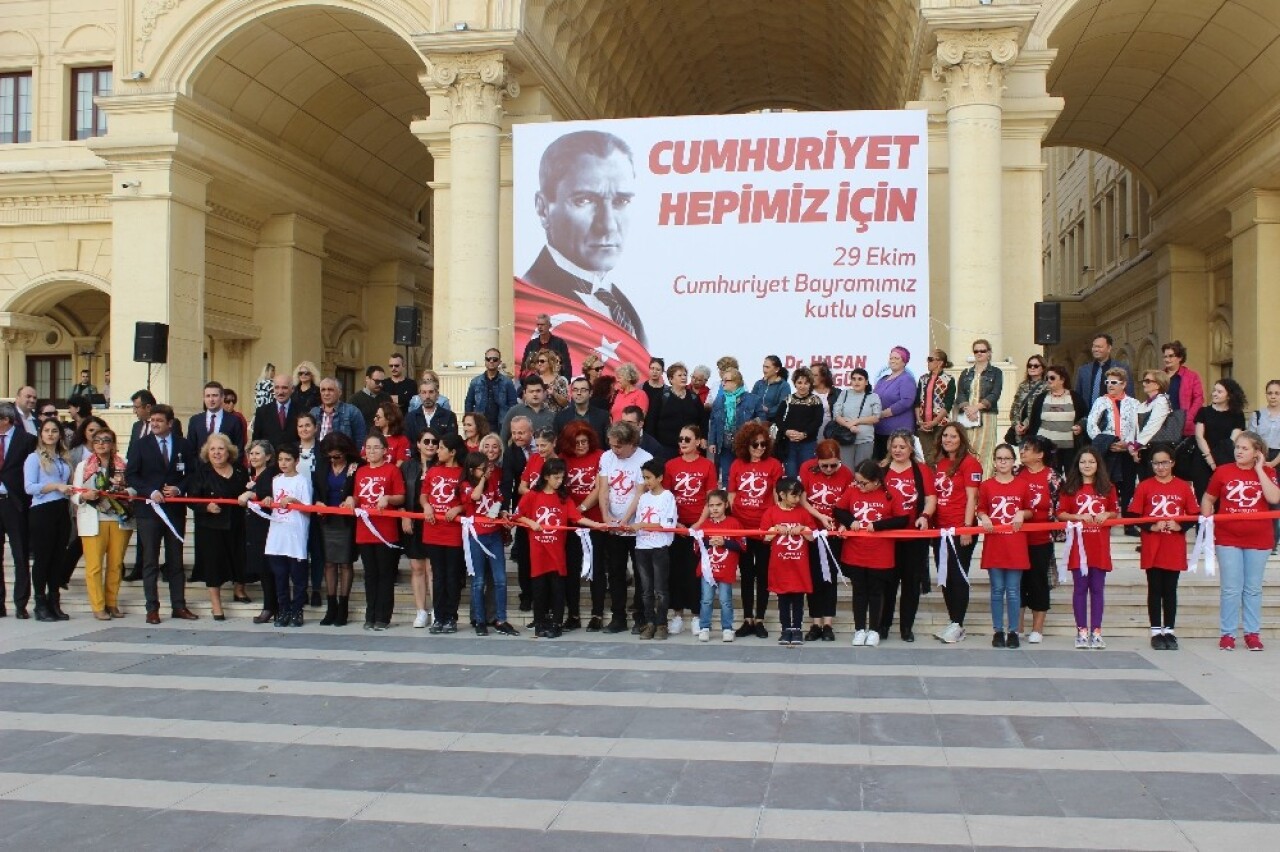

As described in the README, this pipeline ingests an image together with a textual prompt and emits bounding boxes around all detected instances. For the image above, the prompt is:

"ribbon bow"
[146,499,186,544]
[460,517,496,577]
[1061,520,1087,582]
[355,508,402,549]
[576,529,595,579]
[936,528,969,589]
[689,529,716,586]
[813,529,843,586]
[1189,515,1216,577]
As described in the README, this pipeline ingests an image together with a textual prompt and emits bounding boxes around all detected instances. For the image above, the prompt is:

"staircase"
[23,529,1280,639]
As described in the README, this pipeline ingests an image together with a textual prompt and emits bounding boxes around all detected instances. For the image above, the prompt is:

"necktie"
[0,431,6,468]
[593,287,636,337]
[1091,362,1102,400]
[278,404,287,428]
[160,437,169,464]
[207,412,215,435]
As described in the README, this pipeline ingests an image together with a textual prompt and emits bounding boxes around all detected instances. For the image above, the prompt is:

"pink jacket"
[1170,365,1204,437]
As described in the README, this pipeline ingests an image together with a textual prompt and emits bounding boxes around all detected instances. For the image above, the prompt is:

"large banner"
[513,110,928,388]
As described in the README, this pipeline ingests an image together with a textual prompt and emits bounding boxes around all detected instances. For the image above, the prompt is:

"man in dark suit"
[1074,333,1134,407]
[500,415,535,612]
[0,402,34,617]
[125,404,198,624]
[524,129,646,346]
[252,375,300,446]
[405,378,458,446]
[553,376,610,445]
[187,381,245,457]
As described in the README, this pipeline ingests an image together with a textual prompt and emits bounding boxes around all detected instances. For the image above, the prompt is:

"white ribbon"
[145,498,186,544]
[1061,520,1088,581]
[576,528,595,579]
[460,517,496,578]
[813,529,841,585]
[355,507,402,549]
[936,528,960,589]
[247,502,274,522]
[690,529,716,586]
[1189,515,1216,577]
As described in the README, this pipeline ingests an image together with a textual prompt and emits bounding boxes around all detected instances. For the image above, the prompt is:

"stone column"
[1229,190,1280,398]
[253,213,327,375]
[420,52,518,369]
[933,28,1019,361]
[0,329,33,393]
[1154,245,1210,379]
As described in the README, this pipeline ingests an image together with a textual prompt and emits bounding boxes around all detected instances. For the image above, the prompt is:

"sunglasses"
[1105,379,1123,386]
[421,438,438,446]
[973,348,990,354]
[678,436,695,443]
[536,359,548,364]
[817,462,841,471]
[327,453,346,461]
[485,356,501,362]
[41,411,58,417]
[1026,363,1043,369]
[750,441,768,449]
[926,356,941,362]
[298,370,311,375]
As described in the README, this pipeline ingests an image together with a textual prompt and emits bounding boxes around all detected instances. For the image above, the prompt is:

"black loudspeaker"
[133,321,169,363]
[1033,301,1061,346]
[394,305,421,347]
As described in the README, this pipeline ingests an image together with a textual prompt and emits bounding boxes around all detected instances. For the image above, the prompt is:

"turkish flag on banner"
[514,277,651,375]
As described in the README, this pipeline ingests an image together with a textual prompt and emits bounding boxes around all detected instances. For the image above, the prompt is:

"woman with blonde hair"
[610,362,648,423]
[71,428,131,620]
[292,360,321,412]
[190,433,250,620]
[534,349,570,411]
[254,362,276,410]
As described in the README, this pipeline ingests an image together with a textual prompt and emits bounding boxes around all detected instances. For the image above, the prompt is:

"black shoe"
[562,616,581,631]
[309,590,323,607]
[363,621,375,631]
[1164,633,1179,650]
[586,616,602,632]
[50,599,69,621]
[804,625,823,642]
[518,599,532,612]
[34,604,56,623]
[631,620,644,635]
[901,630,915,643]
[1006,631,1020,649]
[735,622,755,638]
[0,603,7,618]
[1151,633,1168,650]
[334,597,350,627]
[373,622,389,631]
[320,597,337,626]
[919,581,932,595]
[291,611,304,628]
[550,624,563,638]
[14,607,28,620]
[821,625,836,642]
[1123,526,1140,537]
[233,594,253,604]
[535,625,551,638]
[428,621,444,634]
[122,570,142,582]
[603,619,627,634]
[212,614,226,622]
[274,611,289,627]
[253,610,275,625]
[475,623,489,636]
[443,620,458,634]
[494,621,519,636]
[754,622,768,639]
[992,631,1006,648]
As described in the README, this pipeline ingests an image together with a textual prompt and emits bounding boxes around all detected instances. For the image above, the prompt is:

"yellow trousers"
[82,519,131,612]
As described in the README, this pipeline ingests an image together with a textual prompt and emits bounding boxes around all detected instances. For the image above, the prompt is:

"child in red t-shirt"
[1126,444,1197,650]
[833,460,909,647]
[1057,447,1120,649]
[422,434,467,634]
[694,490,745,642]
[344,434,406,630]
[516,458,608,638]
[977,445,1032,649]
[760,477,816,647]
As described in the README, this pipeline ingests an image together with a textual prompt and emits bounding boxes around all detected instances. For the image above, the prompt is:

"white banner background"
[514,110,929,388]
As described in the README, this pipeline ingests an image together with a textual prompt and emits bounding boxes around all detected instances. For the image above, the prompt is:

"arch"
[1044,142,1157,200]
[1133,337,1159,378]
[60,23,114,53]
[0,29,40,61]
[151,0,431,92]
[1208,309,1233,366]
[327,314,367,365]
[1028,0,1085,50]
[1,271,111,315]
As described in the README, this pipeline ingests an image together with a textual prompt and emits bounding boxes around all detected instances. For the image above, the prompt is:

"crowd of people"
[0,321,1276,653]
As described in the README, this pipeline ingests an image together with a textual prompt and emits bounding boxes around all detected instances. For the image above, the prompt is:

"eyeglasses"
[853,477,872,487]
[678,436,695,444]
[750,441,768,449]
[421,438,438,446]
[327,453,346,461]
[485,356,501,362]
[574,437,591,444]
[91,436,114,444]
[1151,459,1174,466]
[994,455,1016,463]
[817,462,841,471]
[1047,374,1062,381]
[973,348,990,354]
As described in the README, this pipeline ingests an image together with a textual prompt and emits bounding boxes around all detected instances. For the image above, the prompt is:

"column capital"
[422,51,520,127]
[932,28,1021,109]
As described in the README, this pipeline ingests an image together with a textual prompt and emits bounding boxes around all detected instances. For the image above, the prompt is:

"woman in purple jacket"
[872,346,917,460]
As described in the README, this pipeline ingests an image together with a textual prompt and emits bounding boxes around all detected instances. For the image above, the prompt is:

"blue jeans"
[988,568,1023,633]
[1217,546,1268,636]
[469,532,508,623]
[782,439,817,478]
[715,448,734,488]
[700,577,734,631]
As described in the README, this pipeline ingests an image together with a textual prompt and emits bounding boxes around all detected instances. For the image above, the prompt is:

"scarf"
[722,385,745,431]
[83,452,130,517]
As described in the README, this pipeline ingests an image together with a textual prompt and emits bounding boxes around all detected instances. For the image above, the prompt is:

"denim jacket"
[464,372,519,424]
[310,402,367,446]
[955,366,1003,416]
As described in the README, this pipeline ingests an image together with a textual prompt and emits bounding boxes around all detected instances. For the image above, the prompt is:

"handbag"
[823,390,864,446]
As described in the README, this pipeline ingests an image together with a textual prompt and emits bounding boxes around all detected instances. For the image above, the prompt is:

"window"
[0,71,32,143]
[336,367,356,399]
[71,66,111,140]
[26,356,73,404]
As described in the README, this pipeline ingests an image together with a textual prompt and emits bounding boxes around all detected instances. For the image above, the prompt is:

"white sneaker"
[866,630,881,647]
[722,629,735,643]
[413,610,429,629]
[698,628,710,642]
[938,622,962,644]
[1028,631,1043,644]
[1075,629,1089,649]
[933,624,950,640]
[669,615,684,635]
[851,629,868,646]
[1091,631,1106,650]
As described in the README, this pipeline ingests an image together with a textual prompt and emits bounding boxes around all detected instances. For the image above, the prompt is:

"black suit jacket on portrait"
[0,426,35,501]
[523,246,648,347]
[252,400,301,447]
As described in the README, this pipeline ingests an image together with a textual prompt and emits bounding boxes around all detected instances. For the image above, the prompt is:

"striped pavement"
[0,619,1279,850]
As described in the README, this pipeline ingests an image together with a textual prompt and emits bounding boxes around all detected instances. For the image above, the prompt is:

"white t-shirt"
[635,489,677,550]
[265,472,313,559]
[597,447,652,531]
[297,444,317,478]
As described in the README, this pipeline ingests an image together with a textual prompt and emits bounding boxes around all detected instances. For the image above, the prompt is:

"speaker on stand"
[1033,302,1061,346]
[133,321,169,391]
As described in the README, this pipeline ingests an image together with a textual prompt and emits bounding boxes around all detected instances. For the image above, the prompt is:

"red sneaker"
[1220,634,1237,651]
[1245,633,1265,652]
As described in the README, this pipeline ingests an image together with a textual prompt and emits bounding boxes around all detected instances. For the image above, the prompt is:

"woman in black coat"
[1024,366,1088,476]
